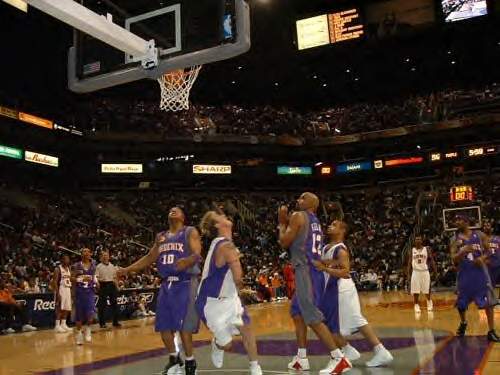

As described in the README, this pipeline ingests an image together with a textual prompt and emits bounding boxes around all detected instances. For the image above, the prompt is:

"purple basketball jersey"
[74,260,97,322]
[156,226,194,281]
[487,235,500,268]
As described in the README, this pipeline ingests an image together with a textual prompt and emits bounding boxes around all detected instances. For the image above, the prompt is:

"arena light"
[2,0,28,12]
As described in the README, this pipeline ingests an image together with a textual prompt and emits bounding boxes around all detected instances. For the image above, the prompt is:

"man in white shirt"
[96,251,120,328]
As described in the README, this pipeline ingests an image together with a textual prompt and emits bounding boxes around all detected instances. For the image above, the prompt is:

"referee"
[96,250,121,328]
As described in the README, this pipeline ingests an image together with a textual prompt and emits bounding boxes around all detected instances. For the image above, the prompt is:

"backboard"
[68,0,250,93]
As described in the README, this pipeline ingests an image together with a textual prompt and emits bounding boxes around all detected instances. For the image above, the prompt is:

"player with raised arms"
[406,235,437,313]
[278,192,351,374]
[53,254,73,333]
[313,220,393,368]
[118,207,201,375]
[450,215,499,342]
[196,210,262,375]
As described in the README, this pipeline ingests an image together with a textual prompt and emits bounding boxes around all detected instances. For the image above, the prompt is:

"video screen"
[441,0,488,22]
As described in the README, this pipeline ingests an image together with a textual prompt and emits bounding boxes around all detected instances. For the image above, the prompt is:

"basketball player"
[483,221,500,298]
[53,254,72,333]
[73,248,98,345]
[118,207,201,375]
[406,235,437,313]
[313,220,393,367]
[278,192,351,374]
[450,215,499,342]
[196,211,262,375]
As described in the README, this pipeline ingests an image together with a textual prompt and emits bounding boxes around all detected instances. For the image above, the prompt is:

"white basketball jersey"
[412,247,429,271]
[59,265,72,288]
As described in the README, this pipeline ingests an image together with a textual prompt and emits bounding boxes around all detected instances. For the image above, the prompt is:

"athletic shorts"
[411,271,431,295]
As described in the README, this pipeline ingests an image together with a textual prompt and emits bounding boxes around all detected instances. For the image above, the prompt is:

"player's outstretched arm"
[221,242,244,291]
[119,238,160,275]
[176,228,203,271]
[278,210,303,249]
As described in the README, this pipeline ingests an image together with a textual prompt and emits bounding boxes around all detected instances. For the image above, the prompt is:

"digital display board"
[0,144,22,159]
[296,15,330,50]
[192,164,232,174]
[466,146,498,157]
[18,112,53,129]
[385,156,424,167]
[442,0,488,22]
[296,9,363,50]
[430,153,442,162]
[24,151,59,168]
[336,161,372,174]
[101,164,143,174]
[450,185,474,202]
[445,151,459,159]
[320,166,333,175]
[277,166,312,175]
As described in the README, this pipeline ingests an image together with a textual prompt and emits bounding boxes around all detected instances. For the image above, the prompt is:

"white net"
[157,66,202,112]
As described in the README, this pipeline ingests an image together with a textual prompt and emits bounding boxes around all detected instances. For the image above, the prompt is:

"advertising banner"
[101,164,143,173]
[192,164,232,174]
[14,288,158,328]
[24,151,59,167]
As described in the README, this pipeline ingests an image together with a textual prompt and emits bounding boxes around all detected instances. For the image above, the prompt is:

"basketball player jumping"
[118,207,201,375]
[196,210,263,375]
[313,220,393,368]
[53,254,72,333]
[483,221,500,300]
[73,248,98,345]
[406,235,437,313]
[451,215,499,342]
[278,193,351,374]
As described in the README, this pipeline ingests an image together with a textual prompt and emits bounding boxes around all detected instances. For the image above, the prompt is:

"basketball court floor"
[1,291,498,375]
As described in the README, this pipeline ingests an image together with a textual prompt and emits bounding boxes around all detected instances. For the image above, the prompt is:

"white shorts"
[58,287,72,311]
[411,271,430,295]
[338,279,368,336]
[204,296,245,346]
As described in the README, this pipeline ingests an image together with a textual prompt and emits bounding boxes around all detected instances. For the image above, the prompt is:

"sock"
[185,356,194,361]
[55,320,61,328]
[342,344,353,351]
[249,361,259,369]
[169,352,178,357]
[373,343,384,353]
[297,348,307,358]
[330,349,343,359]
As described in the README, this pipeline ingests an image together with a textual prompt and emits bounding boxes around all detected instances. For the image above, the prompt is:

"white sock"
[55,320,61,328]
[374,343,384,353]
[169,352,178,357]
[331,349,343,358]
[249,361,259,369]
[185,356,194,361]
[297,348,307,358]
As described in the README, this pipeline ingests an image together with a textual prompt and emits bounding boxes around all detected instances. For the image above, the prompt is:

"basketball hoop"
[157,66,202,112]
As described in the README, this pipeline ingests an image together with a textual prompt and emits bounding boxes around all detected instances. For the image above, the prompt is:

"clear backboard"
[67,0,250,93]
[442,206,482,231]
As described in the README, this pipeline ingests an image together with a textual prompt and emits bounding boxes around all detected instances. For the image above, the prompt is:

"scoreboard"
[296,8,364,50]
[450,185,474,202]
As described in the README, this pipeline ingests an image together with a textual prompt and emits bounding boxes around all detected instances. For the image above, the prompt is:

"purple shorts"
[156,279,199,333]
[456,269,494,311]
[75,290,96,323]
[319,278,340,334]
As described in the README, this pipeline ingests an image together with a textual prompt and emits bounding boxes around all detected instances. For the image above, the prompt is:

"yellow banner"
[18,112,53,129]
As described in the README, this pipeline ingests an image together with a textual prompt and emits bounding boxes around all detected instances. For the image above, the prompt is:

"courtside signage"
[24,151,59,167]
[192,164,232,174]
[0,144,23,159]
[101,164,143,174]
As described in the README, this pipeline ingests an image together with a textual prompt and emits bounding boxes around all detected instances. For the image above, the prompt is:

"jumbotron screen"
[441,0,488,22]
[296,8,364,50]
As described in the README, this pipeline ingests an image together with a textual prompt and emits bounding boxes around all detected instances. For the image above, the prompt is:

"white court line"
[152,370,292,374]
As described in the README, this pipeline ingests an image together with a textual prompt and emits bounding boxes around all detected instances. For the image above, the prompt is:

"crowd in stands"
[65,83,499,138]
[0,175,498,320]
